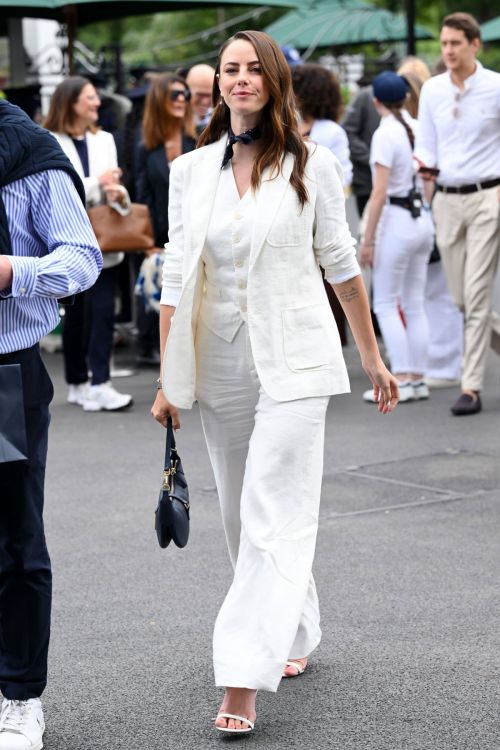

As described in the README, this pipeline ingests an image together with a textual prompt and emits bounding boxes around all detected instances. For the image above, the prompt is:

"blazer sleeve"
[310,147,360,284]
[134,144,151,205]
[160,156,184,307]
[330,126,353,188]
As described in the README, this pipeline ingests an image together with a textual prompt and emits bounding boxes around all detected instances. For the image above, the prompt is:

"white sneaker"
[82,381,133,412]
[67,383,89,406]
[363,382,415,403]
[412,380,430,400]
[0,698,45,750]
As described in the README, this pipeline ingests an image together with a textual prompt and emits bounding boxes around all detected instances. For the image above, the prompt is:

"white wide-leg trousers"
[195,319,329,692]
[372,206,433,375]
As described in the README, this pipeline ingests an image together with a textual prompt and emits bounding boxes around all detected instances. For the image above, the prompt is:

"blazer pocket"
[267,222,305,247]
[282,304,332,371]
[265,199,312,247]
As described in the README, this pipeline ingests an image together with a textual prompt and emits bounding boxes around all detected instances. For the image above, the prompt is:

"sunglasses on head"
[169,88,191,102]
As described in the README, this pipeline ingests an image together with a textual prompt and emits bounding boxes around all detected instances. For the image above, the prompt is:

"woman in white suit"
[45,77,132,412]
[152,31,399,734]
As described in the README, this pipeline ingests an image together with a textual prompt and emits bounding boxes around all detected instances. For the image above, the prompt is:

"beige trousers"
[433,187,500,392]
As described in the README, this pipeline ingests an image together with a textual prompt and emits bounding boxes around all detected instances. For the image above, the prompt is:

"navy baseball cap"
[372,71,409,103]
[280,45,303,67]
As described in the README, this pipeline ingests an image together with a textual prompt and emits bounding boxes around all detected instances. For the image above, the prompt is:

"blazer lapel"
[152,146,170,188]
[59,134,85,181]
[188,135,226,264]
[86,131,102,181]
[250,152,294,269]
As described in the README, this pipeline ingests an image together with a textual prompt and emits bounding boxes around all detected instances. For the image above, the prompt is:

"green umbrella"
[481,15,500,43]
[1,0,298,73]
[265,0,433,50]
[0,0,297,25]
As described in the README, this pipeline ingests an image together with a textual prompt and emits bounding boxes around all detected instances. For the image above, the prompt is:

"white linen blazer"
[51,130,119,207]
[162,135,360,409]
[51,129,124,268]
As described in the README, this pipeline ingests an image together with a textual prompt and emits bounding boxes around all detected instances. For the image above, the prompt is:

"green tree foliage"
[373,0,496,24]
[77,6,287,70]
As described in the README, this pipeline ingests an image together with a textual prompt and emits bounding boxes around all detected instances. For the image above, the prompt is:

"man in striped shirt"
[0,100,101,750]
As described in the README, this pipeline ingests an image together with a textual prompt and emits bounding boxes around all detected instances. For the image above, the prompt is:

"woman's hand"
[103,183,127,206]
[151,389,181,429]
[359,240,375,268]
[99,168,122,187]
[362,355,400,414]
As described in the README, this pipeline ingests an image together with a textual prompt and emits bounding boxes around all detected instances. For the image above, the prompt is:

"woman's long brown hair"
[142,73,195,150]
[198,30,309,207]
[44,76,98,135]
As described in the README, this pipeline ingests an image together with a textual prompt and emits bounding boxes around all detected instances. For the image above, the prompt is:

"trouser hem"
[214,658,285,693]
[0,681,46,700]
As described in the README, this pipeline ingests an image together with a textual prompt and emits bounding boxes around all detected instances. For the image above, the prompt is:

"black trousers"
[355,193,370,218]
[0,345,53,699]
[62,265,117,386]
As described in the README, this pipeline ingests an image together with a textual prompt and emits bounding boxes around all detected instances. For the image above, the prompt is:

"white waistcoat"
[201,166,255,342]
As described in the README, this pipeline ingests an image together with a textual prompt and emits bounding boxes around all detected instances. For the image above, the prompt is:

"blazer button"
[240,303,247,313]
[234,259,244,268]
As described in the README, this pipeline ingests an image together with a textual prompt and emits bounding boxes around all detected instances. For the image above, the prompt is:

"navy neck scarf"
[221,125,262,169]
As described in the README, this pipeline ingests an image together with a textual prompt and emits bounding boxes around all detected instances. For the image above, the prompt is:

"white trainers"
[412,380,430,400]
[82,381,133,412]
[0,698,45,750]
[363,381,416,403]
[67,383,90,406]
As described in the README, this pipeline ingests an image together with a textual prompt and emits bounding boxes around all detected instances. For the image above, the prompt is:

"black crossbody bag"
[0,364,28,463]
[154,417,190,549]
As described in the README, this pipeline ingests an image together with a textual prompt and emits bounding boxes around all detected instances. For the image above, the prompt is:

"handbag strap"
[163,417,180,494]
[164,416,177,469]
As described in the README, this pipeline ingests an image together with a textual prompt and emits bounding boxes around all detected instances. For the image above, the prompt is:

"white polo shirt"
[415,62,500,186]
[370,112,418,197]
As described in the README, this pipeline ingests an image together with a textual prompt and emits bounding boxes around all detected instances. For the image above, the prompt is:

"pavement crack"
[321,487,498,521]
[337,468,461,497]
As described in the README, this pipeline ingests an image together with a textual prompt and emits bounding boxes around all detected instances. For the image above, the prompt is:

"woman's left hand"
[104,183,127,206]
[362,356,400,414]
[359,240,374,268]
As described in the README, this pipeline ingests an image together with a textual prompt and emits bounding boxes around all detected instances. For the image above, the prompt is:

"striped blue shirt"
[0,169,102,353]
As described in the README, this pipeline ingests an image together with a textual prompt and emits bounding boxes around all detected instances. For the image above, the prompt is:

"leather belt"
[389,196,412,210]
[436,177,500,195]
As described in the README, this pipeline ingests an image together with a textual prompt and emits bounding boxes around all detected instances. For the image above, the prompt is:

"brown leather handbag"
[88,203,154,253]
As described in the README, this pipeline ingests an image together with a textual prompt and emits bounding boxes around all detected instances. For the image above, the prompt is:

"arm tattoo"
[338,286,359,303]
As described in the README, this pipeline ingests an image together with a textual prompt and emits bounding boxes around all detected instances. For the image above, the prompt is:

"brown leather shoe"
[450,393,482,416]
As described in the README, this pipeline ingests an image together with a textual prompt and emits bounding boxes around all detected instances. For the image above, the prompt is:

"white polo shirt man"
[415,13,500,416]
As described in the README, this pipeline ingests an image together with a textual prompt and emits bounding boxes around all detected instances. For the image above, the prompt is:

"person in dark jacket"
[341,86,380,217]
[136,73,196,249]
[134,74,196,365]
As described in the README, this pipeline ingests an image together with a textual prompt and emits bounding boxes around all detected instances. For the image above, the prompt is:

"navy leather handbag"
[155,417,190,549]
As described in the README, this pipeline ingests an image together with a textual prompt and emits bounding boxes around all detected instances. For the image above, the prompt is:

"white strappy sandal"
[214,712,255,733]
[283,658,307,678]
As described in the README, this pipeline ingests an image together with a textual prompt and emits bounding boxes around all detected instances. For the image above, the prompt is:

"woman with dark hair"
[151,31,398,733]
[134,74,196,365]
[291,62,352,187]
[137,73,196,248]
[359,72,434,404]
[45,76,133,411]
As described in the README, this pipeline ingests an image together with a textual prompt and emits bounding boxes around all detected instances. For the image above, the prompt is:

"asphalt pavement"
[39,338,500,750]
